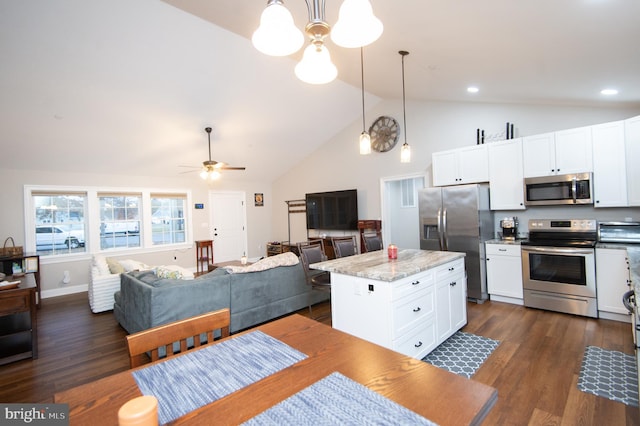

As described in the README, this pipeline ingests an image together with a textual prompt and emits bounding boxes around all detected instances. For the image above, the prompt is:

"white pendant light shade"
[252,1,304,56]
[294,43,338,84]
[400,142,411,163]
[359,131,371,155]
[331,0,383,48]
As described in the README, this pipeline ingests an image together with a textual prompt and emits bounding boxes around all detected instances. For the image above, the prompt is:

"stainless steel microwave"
[524,173,593,206]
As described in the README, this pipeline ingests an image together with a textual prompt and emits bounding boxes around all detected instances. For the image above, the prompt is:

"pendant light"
[399,50,411,163]
[359,47,371,155]
[253,0,383,85]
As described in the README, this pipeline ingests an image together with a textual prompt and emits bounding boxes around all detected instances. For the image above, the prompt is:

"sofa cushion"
[224,252,299,274]
[92,255,111,276]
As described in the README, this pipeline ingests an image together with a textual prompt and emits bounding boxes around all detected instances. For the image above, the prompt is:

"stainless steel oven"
[522,219,598,318]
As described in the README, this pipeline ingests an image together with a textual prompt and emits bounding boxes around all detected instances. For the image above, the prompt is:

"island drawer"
[392,269,434,300]
[434,258,465,283]
[393,318,437,360]
[393,286,435,336]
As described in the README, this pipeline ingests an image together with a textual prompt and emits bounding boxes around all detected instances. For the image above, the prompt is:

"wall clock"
[369,116,400,152]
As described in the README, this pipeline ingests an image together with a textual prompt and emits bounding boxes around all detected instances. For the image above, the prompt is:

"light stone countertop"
[310,249,465,282]
[626,246,640,295]
[486,239,525,245]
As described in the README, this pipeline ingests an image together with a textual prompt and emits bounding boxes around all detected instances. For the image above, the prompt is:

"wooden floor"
[1,293,638,425]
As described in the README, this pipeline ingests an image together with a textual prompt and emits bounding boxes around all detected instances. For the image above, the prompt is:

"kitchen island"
[311,248,466,359]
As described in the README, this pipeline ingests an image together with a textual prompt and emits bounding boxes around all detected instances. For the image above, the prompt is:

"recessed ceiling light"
[601,88,619,96]
[467,86,479,93]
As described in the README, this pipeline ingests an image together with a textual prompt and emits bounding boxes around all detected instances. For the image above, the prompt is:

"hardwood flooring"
[0,293,637,425]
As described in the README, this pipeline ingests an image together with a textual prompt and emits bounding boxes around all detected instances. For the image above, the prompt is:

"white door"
[209,191,247,263]
[381,174,425,250]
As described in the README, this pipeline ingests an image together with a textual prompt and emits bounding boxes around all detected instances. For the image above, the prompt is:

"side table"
[0,279,37,365]
[195,240,213,276]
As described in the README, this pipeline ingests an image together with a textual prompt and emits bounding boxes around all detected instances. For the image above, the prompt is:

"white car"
[36,225,85,249]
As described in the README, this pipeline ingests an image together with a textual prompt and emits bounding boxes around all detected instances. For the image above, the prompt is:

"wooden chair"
[363,234,383,252]
[125,308,230,368]
[297,240,331,319]
[331,236,358,258]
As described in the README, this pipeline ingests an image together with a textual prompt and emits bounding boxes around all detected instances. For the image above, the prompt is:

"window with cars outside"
[151,194,186,246]
[99,193,141,250]
[32,192,87,256]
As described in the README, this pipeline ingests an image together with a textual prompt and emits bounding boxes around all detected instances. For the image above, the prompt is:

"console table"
[0,279,38,365]
[0,253,40,307]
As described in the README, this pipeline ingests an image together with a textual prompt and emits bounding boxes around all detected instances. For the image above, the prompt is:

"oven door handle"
[522,246,594,255]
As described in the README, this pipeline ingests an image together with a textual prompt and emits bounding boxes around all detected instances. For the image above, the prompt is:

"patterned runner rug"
[422,331,499,379]
[577,346,639,407]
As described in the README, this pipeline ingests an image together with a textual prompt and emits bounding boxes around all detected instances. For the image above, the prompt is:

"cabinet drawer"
[393,287,435,336]
[393,319,437,359]
[0,293,30,314]
[434,258,465,282]
[486,244,521,257]
[393,270,434,300]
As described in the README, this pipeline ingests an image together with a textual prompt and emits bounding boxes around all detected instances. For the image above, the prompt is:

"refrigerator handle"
[437,208,444,250]
[442,208,448,251]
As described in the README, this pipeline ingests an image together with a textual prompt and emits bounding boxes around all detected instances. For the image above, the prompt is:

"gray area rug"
[577,346,639,407]
[422,331,499,378]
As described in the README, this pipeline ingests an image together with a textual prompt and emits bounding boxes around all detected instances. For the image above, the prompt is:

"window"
[25,186,192,257]
[99,194,141,250]
[151,195,186,245]
[32,193,87,256]
[400,178,416,208]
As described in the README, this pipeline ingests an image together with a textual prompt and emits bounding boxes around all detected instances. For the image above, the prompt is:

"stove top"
[524,218,597,247]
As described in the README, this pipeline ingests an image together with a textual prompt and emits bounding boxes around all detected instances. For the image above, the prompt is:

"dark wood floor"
[1,293,638,425]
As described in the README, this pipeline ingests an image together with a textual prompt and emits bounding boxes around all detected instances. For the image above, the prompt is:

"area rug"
[577,346,639,407]
[422,331,499,379]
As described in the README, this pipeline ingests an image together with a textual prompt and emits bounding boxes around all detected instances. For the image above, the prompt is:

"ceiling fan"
[181,127,246,180]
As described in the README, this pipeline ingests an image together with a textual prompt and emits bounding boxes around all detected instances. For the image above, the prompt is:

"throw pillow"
[106,257,125,274]
[154,265,195,280]
[119,259,150,272]
[92,255,111,276]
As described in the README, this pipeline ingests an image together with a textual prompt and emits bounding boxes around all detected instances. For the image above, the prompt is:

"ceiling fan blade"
[178,169,198,174]
[219,166,246,170]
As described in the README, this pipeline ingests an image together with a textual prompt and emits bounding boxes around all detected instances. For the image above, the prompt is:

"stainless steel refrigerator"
[418,184,494,302]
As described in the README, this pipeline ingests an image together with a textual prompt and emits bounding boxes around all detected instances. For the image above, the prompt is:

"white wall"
[271,98,640,242]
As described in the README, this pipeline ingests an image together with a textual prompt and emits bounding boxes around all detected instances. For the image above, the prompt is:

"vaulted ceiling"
[1,0,638,183]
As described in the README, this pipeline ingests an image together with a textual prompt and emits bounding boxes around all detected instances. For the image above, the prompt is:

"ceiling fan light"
[359,131,371,155]
[210,170,221,180]
[252,0,304,56]
[294,43,337,84]
[199,168,209,180]
[331,0,383,48]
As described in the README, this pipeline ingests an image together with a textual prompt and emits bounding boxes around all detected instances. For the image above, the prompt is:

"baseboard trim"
[42,284,88,299]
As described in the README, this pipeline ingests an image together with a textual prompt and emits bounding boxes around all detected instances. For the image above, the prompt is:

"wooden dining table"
[54,314,497,425]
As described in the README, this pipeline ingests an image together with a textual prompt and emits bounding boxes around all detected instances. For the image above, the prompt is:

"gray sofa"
[113,260,328,334]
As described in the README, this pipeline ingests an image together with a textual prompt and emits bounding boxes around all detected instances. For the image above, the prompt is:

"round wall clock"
[369,116,400,152]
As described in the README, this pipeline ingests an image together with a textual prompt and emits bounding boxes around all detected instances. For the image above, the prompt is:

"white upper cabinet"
[592,120,627,207]
[626,115,640,206]
[432,145,489,187]
[523,127,593,177]
[488,138,525,210]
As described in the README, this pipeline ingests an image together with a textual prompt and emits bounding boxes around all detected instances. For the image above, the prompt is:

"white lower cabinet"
[331,257,466,360]
[596,247,631,318]
[486,243,523,305]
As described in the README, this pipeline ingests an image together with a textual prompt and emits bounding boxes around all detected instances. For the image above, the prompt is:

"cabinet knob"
[448,267,454,271]
[411,280,420,286]
[413,307,421,312]
[450,281,457,286]
[414,341,423,348]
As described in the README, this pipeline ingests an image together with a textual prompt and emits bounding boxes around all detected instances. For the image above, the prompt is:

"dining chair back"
[331,236,358,258]
[297,240,331,319]
[125,308,230,368]
[363,234,383,252]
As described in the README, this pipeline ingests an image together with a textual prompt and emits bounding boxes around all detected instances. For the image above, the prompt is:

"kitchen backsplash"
[492,206,640,239]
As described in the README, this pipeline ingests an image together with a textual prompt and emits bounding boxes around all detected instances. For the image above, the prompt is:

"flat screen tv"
[305,189,358,231]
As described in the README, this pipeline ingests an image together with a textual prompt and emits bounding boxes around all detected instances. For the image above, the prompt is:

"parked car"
[36,225,85,249]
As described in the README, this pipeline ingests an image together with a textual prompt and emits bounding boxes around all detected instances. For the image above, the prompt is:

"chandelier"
[252,0,383,85]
